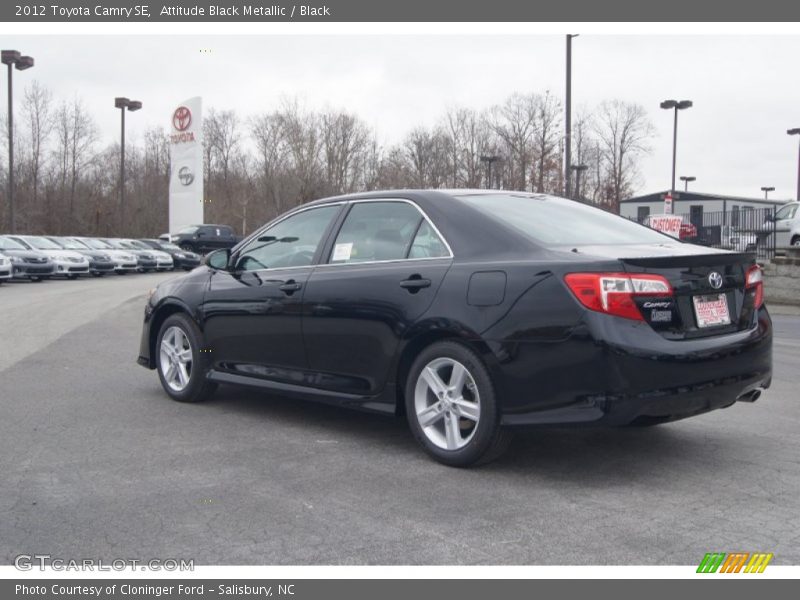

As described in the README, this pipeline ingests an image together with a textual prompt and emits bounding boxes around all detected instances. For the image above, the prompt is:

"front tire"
[156,313,217,403]
[405,341,511,467]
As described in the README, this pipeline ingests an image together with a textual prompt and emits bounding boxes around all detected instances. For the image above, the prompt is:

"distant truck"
[160,224,241,254]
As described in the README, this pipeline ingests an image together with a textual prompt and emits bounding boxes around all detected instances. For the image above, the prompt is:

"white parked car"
[74,237,139,274]
[769,201,800,247]
[8,235,90,279]
[0,252,11,282]
[119,239,174,271]
[720,226,758,253]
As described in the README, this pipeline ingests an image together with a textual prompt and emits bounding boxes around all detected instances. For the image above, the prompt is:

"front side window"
[235,205,339,271]
[329,202,424,264]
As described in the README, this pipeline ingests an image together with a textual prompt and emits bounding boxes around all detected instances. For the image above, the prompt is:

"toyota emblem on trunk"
[708,271,724,289]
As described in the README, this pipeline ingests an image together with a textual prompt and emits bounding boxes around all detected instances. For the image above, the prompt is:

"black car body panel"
[138,190,772,427]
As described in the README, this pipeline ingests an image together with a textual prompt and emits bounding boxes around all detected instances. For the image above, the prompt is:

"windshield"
[160,242,181,251]
[178,226,198,235]
[85,238,112,250]
[126,240,150,249]
[22,236,61,250]
[456,193,673,246]
[56,238,84,250]
[775,204,798,220]
[0,236,26,250]
[103,239,126,249]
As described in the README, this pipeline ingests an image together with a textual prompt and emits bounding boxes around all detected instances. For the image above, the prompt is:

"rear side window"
[409,221,449,259]
[457,194,672,246]
[329,202,423,264]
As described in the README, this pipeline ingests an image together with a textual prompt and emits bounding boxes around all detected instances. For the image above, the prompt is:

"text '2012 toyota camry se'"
[137,191,772,466]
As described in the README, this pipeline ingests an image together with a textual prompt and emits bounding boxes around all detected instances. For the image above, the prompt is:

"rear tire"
[405,341,511,467]
[156,313,217,403]
[791,236,800,247]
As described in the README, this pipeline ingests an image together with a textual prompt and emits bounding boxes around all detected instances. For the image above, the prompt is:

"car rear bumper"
[498,306,773,427]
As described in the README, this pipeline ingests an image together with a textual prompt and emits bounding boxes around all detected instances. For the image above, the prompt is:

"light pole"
[680,175,696,191]
[480,154,501,189]
[571,164,588,200]
[2,50,34,234]
[564,34,579,199]
[761,186,775,200]
[114,97,142,232]
[789,128,800,202]
[660,99,692,197]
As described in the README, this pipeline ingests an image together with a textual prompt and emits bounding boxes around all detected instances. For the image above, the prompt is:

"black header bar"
[2,0,800,22]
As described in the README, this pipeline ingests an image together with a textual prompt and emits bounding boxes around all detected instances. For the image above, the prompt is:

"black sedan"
[139,239,202,270]
[137,191,772,466]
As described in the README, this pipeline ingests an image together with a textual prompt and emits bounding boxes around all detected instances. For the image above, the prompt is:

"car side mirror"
[205,248,230,270]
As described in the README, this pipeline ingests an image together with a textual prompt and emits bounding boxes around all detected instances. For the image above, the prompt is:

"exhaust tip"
[737,389,762,403]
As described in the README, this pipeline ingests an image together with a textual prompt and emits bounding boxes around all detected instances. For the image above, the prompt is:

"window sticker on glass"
[332,242,353,262]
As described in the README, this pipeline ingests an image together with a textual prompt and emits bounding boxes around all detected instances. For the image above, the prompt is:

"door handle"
[400,275,431,292]
[279,280,302,294]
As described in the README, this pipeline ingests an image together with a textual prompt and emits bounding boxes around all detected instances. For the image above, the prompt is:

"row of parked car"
[0,234,203,283]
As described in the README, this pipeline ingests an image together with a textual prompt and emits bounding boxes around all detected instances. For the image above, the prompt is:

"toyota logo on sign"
[173,106,192,132]
[708,271,724,289]
[178,166,195,186]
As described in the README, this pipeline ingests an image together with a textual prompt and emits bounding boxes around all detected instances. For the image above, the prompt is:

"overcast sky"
[3,34,799,200]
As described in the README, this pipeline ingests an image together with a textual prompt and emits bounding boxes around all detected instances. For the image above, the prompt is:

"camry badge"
[708,271,724,289]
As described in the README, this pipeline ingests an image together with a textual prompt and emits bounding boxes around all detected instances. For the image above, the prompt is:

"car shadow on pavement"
[177,382,740,482]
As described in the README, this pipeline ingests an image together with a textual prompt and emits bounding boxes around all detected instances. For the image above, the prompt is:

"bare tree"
[532,91,562,193]
[489,93,537,191]
[22,81,53,210]
[593,100,654,212]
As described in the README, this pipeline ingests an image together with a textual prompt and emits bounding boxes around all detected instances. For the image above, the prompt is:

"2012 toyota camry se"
[138,191,772,466]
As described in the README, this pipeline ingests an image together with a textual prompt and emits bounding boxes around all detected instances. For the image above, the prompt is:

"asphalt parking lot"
[1,274,798,565]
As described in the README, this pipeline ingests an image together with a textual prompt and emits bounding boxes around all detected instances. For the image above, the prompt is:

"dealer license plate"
[693,294,731,328]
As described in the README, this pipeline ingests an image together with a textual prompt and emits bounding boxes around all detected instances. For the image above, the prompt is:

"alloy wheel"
[414,357,481,450]
[159,326,193,392]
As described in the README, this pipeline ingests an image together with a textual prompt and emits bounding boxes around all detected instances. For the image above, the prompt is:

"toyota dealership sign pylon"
[169,97,203,234]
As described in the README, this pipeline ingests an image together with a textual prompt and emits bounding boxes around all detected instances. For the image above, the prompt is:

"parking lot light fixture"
[789,128,800,201]
[570,164,588,200]
[480,154,501,189]
[2,49,35,234]
[115,97,143,232]
[661,99,693,197]
[761,186,775,200]
[680,175,696,191]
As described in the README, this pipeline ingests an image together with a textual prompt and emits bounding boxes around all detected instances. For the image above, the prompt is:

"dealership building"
[619,190,788,224]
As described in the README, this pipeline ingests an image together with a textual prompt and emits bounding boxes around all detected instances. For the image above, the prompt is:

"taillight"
[564,272,673,321]
[746,264,764,308]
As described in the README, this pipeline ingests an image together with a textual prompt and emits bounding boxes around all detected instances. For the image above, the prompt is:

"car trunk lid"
[571,243,759,339]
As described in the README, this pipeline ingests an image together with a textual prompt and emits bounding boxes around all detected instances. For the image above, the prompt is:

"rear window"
[456,193,672,246]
